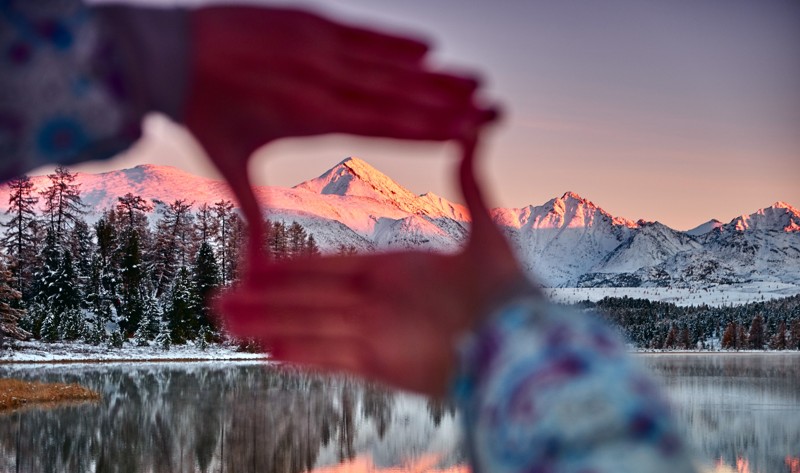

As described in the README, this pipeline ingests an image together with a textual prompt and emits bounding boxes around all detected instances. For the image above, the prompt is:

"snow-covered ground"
[546,282,800,307]
[0,340,268,364]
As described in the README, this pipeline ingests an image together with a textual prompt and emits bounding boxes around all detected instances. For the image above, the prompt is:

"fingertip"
[483,105,502,123]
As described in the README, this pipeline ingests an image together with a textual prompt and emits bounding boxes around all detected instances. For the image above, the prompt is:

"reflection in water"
[1,354,798,473]
[707,456,800,473]
[643,354,800,473]
[310,454,468,473]
[0,363,463,473]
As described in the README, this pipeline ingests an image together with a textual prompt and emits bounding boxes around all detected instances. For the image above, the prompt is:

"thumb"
[199,136,267,259]
[458,136,505,250]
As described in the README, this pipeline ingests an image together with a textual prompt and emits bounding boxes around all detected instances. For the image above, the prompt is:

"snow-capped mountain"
[492,192,638,286]
[1,158,797,288]
[686,219,723,236]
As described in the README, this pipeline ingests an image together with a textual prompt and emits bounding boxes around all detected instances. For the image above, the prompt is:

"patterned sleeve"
[0,1,188,182]
[451,298,698,473]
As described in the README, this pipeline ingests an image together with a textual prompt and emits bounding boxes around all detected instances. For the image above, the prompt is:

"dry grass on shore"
[0,379,100,412]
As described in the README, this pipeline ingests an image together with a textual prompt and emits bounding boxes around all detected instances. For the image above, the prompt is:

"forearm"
[0,1,188,181]
[452,297,698,473]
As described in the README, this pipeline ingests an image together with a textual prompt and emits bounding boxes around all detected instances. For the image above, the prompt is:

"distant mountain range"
[2,158,798,288]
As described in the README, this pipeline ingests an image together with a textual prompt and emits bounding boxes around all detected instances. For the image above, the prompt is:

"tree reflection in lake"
[2,354,798,473]
[0,362,463,473]
[643,353,800,473]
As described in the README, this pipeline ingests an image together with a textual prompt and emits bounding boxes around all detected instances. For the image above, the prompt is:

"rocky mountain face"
[3,157,798,288]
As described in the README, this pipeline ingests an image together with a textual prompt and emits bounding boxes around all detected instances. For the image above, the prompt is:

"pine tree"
[0,257,31,341]
[118,229,145,336]
[193,241,220,335]
[663,325,677,349]
[268,220,288,260]
[790,320,800,350]
[27,229,61,338]
[769,320,787,350]
[116,193,153,234]
[1,175,39,300]
[152,199,195,297]
[39,165,85,242]
[224,213,247,284]
[287,222,307,258]
[53,252,82,340]
[37,243,82,341]
[165,267,196,344]
[747,314,765,349]
[303,235,321,258]
[721,322,736,350]
[337,244,358,256]
[85,216,119,344]
[132,293,157,346]
[195,203,215,244]
[155,319,171,351]
[69,219,94,296]
[133,312,154,347]
[678,327,691,349]
[212,200,236,286]
[736,324,747,350]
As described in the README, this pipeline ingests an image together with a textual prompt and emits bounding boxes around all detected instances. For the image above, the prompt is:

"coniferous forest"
[583,295,800,350]
[0,166,320,348]
[1,166,798,352]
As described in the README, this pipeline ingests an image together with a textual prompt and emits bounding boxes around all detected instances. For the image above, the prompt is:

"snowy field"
[0,340,268,364]
[545,282,800,307]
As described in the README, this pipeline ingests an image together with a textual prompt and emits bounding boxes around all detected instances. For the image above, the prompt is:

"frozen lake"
[1,353,798,472]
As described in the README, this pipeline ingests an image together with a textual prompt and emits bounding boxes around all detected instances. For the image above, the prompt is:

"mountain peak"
[560,191,589,202]
[294,156,418,203]
[727,201,800,233]
[338,156,376,174]
[773,201,797,212]
[685,219,723,236]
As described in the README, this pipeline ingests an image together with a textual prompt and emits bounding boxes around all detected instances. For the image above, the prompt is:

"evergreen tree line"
[0,166,320,348]
[581,295,800,350]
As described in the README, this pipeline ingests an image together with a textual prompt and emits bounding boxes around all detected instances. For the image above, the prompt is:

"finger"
[459,136,495,232]
[338,23,429,65]
[221,50,497,141]
[266,336,377,379]
[244,252,395,291]
[458,136,517,255]
[333,59,483,110]
[188,111,267,257]
[222,303,365,341]
[226,50,485,115]
[221,284,365,315]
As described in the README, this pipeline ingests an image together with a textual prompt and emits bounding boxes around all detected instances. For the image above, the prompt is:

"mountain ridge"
[2,159,798,288]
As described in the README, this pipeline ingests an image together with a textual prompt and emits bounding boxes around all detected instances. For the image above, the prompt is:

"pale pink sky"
[47,0,800,230]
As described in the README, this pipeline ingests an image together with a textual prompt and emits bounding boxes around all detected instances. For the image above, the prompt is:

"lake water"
[1,353,798,473]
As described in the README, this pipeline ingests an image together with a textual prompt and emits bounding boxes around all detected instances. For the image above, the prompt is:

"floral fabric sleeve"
[452,298,698,473]
[0,1,188,182]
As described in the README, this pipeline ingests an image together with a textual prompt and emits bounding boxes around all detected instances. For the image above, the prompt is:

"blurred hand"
[184,6,497,252]
[218,140,539,397]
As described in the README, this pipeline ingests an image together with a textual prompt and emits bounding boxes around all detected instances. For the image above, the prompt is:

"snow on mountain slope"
[598,221,703,274]
[0,159,467,252]
[493,192,638,286]
[577,221,704,287]
[0,165,237,213]
[265,210,375,252]
[372,215,465,251]
[726,201,800,233]
[698,202,800,284]
[2,160,797,290]
[686,219,723,236]
[294,157,465,220]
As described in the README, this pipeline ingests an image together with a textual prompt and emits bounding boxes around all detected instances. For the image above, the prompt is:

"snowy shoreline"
[2,340,798,366]
[0,340,269,364]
